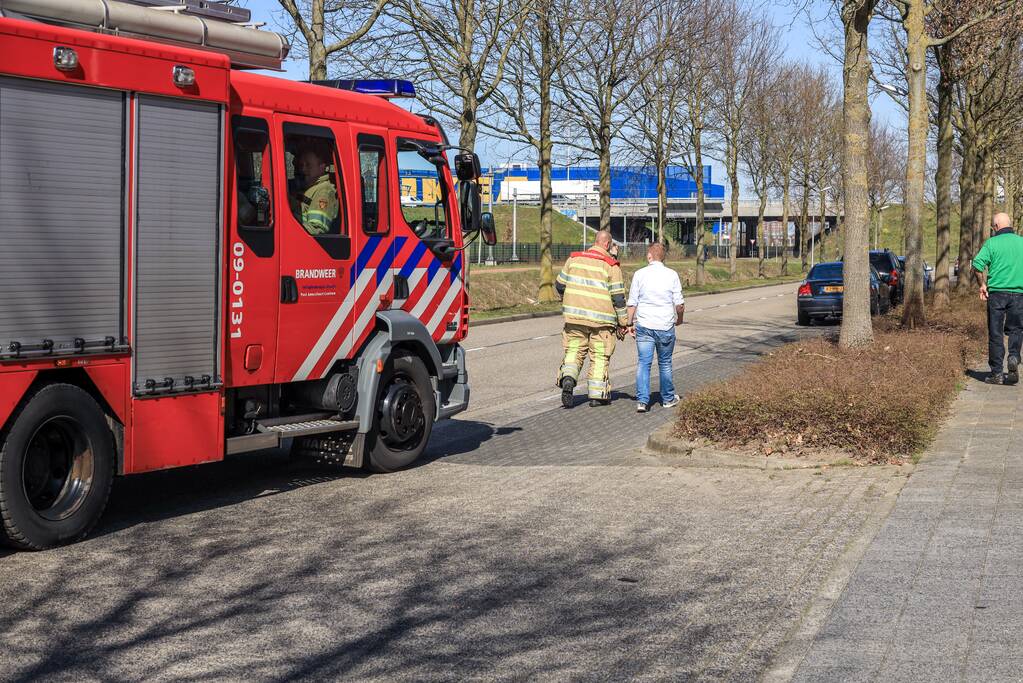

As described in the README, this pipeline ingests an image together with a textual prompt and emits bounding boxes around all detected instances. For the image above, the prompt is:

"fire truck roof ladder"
[0,0,290,70]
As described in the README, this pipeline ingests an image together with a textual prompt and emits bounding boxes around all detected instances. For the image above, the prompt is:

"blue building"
[486,164,725,202]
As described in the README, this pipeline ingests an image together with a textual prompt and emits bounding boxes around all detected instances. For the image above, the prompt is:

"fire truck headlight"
[173,65,196,87]
[53,46,79,72]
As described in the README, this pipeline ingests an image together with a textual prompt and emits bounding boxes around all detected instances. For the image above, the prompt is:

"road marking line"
[466,347,485,352]
[541,393,562,401]
[693,308,702,312]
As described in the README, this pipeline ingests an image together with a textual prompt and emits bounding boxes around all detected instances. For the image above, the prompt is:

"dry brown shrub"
[673,313,981,463]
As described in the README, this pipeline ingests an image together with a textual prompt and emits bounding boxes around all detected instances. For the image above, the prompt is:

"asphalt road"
[0,282,912,681]
[460,282,804,426]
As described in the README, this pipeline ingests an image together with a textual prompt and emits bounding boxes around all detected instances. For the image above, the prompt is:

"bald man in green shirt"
[973,212,1023,385]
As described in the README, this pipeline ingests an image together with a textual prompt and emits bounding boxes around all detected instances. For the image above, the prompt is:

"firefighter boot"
[558,325,589,409]
[560,377,576,408]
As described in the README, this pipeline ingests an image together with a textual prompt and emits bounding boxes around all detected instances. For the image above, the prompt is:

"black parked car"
[797,261,891,326]
[869,249,904,305]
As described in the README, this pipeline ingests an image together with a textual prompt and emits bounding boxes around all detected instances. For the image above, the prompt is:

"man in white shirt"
[626,243,685,413]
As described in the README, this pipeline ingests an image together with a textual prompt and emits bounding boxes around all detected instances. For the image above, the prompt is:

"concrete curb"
[644,423,831,470]
[472,279,800,328]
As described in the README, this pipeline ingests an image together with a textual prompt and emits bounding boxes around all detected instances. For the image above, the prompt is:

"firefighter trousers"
[557,323,617,400]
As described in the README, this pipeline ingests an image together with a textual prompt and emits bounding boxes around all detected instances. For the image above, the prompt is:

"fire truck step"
[262,418,359,437]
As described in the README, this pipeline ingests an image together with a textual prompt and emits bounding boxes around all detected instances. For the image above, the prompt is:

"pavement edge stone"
[644,423,831,470]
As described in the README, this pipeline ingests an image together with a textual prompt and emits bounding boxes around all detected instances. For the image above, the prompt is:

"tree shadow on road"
[0,488,772,682]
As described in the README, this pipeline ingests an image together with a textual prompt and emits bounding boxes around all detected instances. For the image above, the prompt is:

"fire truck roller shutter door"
[0,77,125,357]
[133,96,222,394]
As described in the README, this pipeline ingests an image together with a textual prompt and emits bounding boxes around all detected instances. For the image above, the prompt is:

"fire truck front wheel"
[366,353,436,473]
[0,384,115,550]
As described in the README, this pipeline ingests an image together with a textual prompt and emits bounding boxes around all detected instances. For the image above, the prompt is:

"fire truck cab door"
[274,117,356,383]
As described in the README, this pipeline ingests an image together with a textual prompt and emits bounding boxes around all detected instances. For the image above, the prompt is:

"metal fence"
[468,242,703,264]
[467,242,800,264]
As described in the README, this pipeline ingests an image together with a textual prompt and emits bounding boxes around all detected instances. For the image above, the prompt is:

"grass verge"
[468,257,802,313]
[671,293,986,464]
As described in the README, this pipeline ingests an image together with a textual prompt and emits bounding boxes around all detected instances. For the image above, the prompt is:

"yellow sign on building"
[422,177,441,203]
[400,177,418,199]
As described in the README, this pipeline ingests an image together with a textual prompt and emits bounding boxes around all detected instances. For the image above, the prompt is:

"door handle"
[281,276,298,303]
[394,275,410,300]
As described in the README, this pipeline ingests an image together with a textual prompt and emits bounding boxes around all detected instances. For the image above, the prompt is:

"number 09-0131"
[230,242,245,339]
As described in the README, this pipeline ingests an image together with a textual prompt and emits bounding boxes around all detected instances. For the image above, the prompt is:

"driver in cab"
[294,147,339,235]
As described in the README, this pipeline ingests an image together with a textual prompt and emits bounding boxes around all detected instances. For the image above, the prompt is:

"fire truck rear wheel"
[366,353,436,473]
[0,384,115,550]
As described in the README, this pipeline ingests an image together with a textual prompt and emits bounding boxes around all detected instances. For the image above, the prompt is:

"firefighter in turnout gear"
[555,229,629,407]
[295,148,339,235]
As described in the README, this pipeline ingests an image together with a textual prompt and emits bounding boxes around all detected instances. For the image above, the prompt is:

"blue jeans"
[635,324,676,405]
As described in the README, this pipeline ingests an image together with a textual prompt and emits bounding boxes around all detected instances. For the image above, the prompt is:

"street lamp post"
[875,203,891,250]
[582,197,587,249]
[511,187,519,262]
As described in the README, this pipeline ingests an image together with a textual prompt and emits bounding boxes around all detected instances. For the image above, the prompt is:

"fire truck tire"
[366,353,436,473]
[0,384,115,550]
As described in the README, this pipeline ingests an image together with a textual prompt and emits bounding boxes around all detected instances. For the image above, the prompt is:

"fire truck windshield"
[397,138,450,241]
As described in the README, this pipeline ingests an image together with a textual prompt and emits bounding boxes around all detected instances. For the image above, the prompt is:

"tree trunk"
[695,134,707,285]
[781,180,791,276]
[839,0,875,347]
[901,0,927,328]
[756,191,767,278]
[308,0,327,80]
[535,9,555,303]
[975,150,989,253]
[818,190,826,266]
[309,44,327,80]
[1006,165,1017,228]
[799,180,810,271]
[933,50,953,309]
[983,163,995,241]
[656,160,667,244]
[956,140,977,291]
[728,144,739,279]
[598,119,612,233]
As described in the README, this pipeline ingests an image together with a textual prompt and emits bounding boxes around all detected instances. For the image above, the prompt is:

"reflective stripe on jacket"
[555,246,628,327]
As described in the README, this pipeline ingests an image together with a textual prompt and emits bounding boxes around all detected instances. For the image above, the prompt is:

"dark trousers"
[987,291,1023,372]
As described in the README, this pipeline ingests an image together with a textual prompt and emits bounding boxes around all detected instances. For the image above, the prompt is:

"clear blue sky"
[240,0,905,190]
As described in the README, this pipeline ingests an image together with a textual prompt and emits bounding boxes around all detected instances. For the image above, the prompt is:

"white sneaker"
[636,403,649,413]
[662,395,680,409]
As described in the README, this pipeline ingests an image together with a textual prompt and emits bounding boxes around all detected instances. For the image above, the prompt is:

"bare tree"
[867,120,904,249]
[739,69,778,279]
[377,0,530,151]
[790,67,840,272]
[622,1,693,245]
[273,0,390,79]
[485,0,574,302]
[555,0,665,233]
[882,0,1017,327]
[709,2,778,279]
[769,63,811,277]
[678,1,722,284]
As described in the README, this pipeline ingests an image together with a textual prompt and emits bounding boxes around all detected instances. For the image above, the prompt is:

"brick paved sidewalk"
[787,373,1023,682]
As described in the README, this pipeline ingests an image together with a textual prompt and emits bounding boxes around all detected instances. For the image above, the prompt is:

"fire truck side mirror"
[454,152,481,182]
[460,181,481,232]
[480,212,497,246]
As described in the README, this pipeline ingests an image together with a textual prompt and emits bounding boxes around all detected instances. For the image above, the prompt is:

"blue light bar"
[310,79,416,99]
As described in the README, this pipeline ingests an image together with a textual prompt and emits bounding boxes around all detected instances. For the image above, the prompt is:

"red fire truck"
[0,0,496,549]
